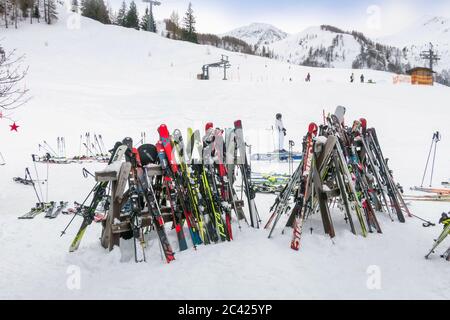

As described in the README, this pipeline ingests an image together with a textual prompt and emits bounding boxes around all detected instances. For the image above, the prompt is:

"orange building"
[406,67,435,86]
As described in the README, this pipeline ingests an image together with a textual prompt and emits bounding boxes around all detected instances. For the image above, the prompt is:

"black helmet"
[122,137,133,149]
[276,113,282,120]
[138,144,158,166]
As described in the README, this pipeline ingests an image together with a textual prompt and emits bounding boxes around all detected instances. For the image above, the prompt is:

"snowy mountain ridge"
[223,22,289,48]
[225,17,450,83]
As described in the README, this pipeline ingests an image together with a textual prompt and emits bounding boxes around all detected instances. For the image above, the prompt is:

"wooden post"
[99,162,130,250]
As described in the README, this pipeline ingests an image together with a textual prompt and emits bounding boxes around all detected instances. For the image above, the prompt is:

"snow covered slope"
[1,8,450,299]
[223,23,289,48]
[381,16,450,72]
[269,26,361,68]
[267,25,409,72]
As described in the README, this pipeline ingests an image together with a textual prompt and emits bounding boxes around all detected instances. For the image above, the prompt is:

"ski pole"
[46,153,49,203]
[39,144,56,157]
[85,133,89,156]
[429,132,441,187]
[99,134,106,153]
[83,143,95,157]
[94,135,104,155]
[421,132,437,187]
[78,135,82,158]
[413,214,436,228]
[44,141,58,158]
[60,182,99,237]
[62,137,66,158]
[82,168,95,179]
[31,155,45,203]
[57,137,60,158]
[91,143,100,156]
[25,167,42,204]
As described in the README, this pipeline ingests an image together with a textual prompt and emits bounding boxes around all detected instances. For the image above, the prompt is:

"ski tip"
[359,118,367,130]
[308,123,318,135]
[158,124,169,134]
[205,122,214,132]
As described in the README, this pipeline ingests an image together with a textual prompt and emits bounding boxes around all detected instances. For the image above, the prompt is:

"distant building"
[406,67,435,86]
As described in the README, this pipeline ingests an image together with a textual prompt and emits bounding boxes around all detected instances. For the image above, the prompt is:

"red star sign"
[10,122,19,132]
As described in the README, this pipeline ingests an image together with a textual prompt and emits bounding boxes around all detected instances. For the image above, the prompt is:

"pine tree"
[116,0,126,26]
[124,0,139,30]
[140,7,149,30]
[140,6,156,32]
[182,2,197,43]
[81,0,110,25]
[33,4,40,20]
[148,4,156,32]
[170,10,179,28]
[46,0,57,24]
[3,0,10,28]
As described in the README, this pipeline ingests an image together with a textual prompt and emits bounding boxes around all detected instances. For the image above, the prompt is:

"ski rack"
[267,107,414,250]
[96,162,172,251]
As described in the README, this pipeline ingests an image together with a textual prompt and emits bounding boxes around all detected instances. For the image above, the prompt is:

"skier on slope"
[305,73,311,82]
[360,74,365,83]
[275,113,287,152]
[350,73,355,83]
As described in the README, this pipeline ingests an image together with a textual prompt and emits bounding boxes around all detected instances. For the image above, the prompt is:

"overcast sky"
[108,0,450,36]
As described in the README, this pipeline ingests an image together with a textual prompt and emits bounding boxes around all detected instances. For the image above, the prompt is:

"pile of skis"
[63,121,260,263]
[34,133,110,164]
[404,186,450,202]
[251,172,291,194]
[265,106,412,250]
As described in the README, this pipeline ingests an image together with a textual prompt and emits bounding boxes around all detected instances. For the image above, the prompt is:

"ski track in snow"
[0,8,449,300]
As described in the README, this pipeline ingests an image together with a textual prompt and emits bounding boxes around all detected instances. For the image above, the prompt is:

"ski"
[49,201,68,219]
[290,123,317,251]
[44,201,57,218]
[234,120,259,228]
[425,224,450,259]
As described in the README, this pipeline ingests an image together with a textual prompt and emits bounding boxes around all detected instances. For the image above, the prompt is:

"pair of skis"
[44,201,68,219]
[425,224,450,260]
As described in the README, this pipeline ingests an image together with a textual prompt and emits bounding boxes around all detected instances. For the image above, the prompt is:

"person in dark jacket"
[305,73,311,82]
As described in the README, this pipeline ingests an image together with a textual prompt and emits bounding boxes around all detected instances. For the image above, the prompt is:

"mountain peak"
[224,23,288,47]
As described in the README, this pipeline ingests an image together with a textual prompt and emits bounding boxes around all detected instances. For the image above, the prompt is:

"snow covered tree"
[0,46,29,112]
[115,0,126,26]
[46,0,57,24]
[170,10,179,29]
[148,4,156,32]
[140,6,155,32]
[124,1,139,30]
[140,7,148,30]
[1,0,9,28]
[33,1,40,22]
[165,11,181,39]
[182,2,197,43]
[81,0,110,25]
